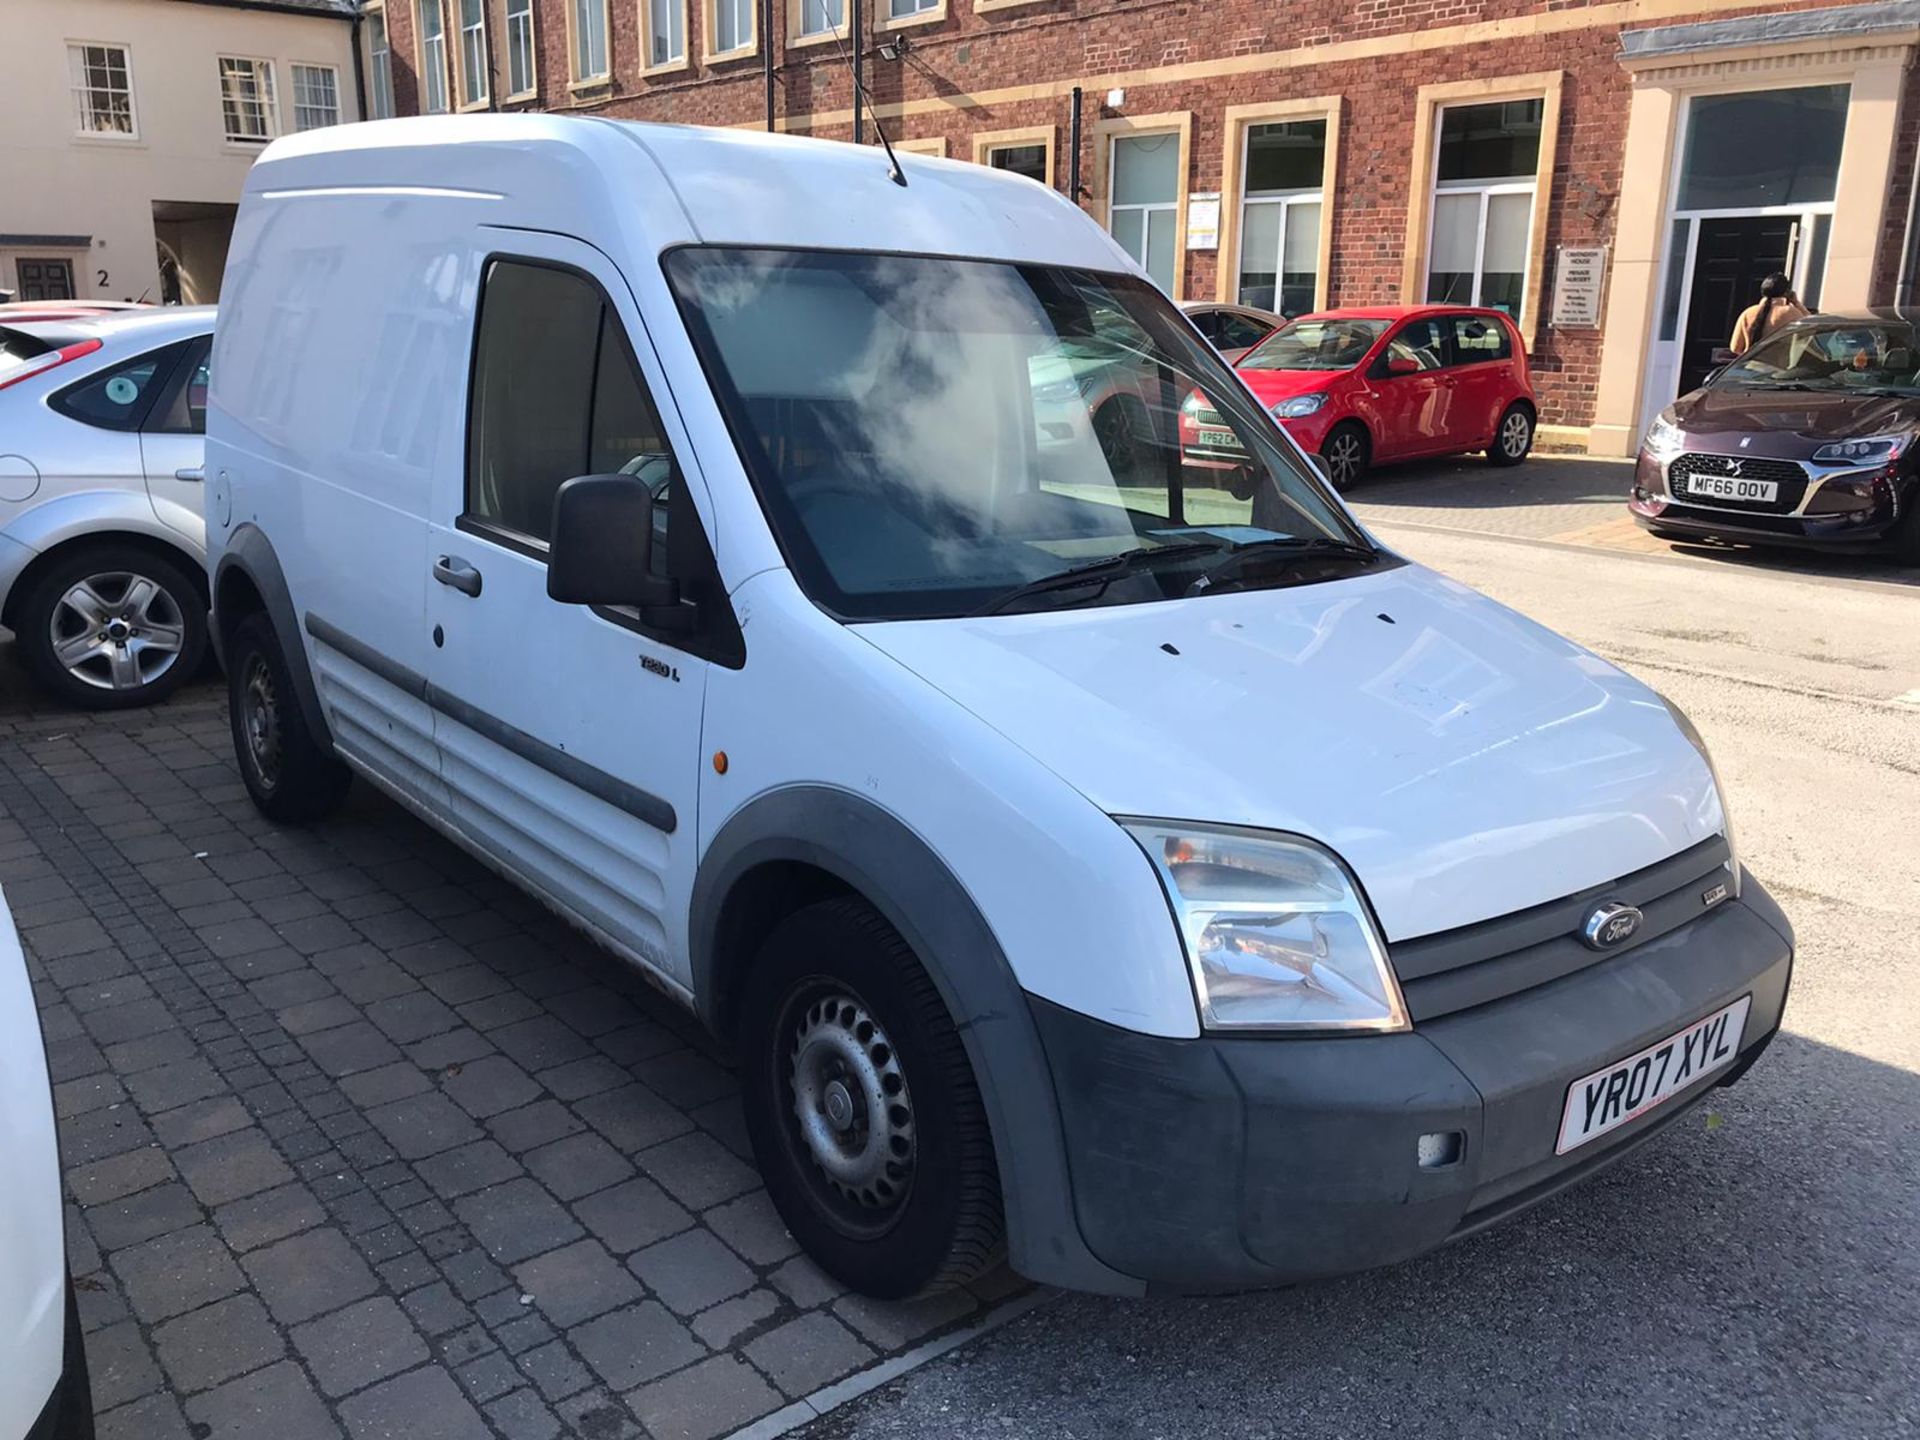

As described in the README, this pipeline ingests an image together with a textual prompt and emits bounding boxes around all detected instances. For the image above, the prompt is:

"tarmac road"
[801,515,1920,1440]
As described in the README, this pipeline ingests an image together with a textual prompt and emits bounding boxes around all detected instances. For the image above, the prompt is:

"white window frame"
[504,0,538,97]
[792,0,846,44]
[366,3,395,118]
[289,62,341,131]
[706,0,754,58]
[415,0,450,112]
[218,55,280,144]
[880,0,944,26]
[569,0,611,85]
[1235,118,1330,317]
[1423,99,1539,313]
[1106,130,1185,297]
[68,41,138,140]
[644,0,687,73]
[455,0,489,106]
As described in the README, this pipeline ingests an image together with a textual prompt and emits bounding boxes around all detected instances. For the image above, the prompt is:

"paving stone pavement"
[0,679,1020,1440]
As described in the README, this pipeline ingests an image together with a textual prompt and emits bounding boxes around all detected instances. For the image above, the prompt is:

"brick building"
[360,0,1920,453]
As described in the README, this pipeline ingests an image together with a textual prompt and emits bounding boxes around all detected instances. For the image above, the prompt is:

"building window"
[290,63,340,130]
[571,0,610,80]
[975,128,1052,186]
[219,57,279,143]
[799,0,845,38]
[457,0,488,105]
[646,0,685,68]
[1425,98,1542,317]
[711,0,753,54]
[366,6,394,117]
[1109,132,1182,295]
[505,0,536,94]
[68,43,137,138]
[888,0,938,18]
[416,0,450,112]
[1236,118,1326,318]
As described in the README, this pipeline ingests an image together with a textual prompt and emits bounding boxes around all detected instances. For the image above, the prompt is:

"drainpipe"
[349,11,369,121]
[1067,86,1082,202]
[763,0,775,131]
[1900,151,1920,308]
[850,0,864,145]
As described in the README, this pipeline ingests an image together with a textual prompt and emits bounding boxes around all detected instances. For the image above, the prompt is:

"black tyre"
[227,612,352,823]
[17,543,207,710]
[1487,402,1535,467]
[1890,490,1920,566]
[54,1274,95,1440]
[1319,421,1370,490]
[1093,397,1149,486]
[738,897,1004,1299]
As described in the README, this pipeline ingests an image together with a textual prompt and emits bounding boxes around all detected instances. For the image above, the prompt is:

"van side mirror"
[1310,453,1333,482]
[547,474,680,617]
[1384,356,1421,377]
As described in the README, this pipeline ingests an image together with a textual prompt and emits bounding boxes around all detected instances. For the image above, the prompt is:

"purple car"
[1630,310,1920,562]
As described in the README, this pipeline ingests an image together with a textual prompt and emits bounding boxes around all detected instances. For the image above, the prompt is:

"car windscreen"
[665,248,1377,622]
[1238,317,1388,372]
[1718,322,1920,396]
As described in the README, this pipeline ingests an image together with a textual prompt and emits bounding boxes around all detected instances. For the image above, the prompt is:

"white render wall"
[0,0,361,304]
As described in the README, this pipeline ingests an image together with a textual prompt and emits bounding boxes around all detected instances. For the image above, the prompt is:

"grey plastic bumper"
[1030,877,1793,1293]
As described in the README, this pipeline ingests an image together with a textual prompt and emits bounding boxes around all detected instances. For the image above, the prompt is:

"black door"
[16,258,77,302]
[1677,216,1795,396]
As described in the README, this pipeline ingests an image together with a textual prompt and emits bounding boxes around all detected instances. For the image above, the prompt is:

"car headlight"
[1272,393,1328,420]
[1123,821,1408,1033]
[1661,699,1741,898]
[1644,413,1685,456]
[1811,435,1904,465]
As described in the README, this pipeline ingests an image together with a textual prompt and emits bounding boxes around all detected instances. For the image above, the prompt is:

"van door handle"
[433,555,483,597]
[174,466,205,482]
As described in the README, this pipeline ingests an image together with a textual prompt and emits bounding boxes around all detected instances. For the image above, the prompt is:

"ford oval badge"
[1582,902,1644,951]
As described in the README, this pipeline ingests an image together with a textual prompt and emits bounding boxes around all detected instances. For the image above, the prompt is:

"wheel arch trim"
[212,524,336,753]
[691,785,1145,1296]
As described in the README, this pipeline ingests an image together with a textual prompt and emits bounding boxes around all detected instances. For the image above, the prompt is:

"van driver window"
[467,259,675,569]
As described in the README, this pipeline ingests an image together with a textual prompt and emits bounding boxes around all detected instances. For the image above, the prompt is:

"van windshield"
[665,248,1377,621]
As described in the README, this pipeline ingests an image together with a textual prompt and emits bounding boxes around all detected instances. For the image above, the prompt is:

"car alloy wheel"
[48,570,187,693]
[1323,429,1366,488]
[1500,409,1533,459]
[782,985,916,1236]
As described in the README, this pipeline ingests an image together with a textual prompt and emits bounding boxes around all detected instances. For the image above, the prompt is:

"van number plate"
[1687,474,1777,504]
[1555,995,1750,1154]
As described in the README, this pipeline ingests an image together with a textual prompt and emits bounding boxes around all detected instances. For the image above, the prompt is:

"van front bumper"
[1030,879,1793,1293]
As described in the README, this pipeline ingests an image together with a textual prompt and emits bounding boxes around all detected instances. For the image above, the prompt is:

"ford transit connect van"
[207,117,1792,1300]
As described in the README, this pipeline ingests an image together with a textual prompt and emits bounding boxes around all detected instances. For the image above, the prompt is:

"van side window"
[467,259,674,570]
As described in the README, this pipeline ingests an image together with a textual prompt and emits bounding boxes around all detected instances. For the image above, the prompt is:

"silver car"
[0,307,215,708]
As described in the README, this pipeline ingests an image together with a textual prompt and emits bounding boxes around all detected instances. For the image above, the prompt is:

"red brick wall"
[372,0,1916,431]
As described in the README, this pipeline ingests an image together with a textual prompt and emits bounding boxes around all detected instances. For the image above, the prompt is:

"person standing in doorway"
[1730,272,1810,353]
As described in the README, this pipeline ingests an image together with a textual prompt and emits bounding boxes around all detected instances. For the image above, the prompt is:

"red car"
[1183,305,1539,488]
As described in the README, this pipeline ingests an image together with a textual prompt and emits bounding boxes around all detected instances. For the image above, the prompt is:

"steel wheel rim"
[49,571,186,692]
[1501,411,1531,457]
[241,653,283,789]
[1325,433,1363,487]
[782,986,916,1236]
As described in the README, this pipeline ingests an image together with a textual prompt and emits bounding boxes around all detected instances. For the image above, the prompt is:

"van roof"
[248,114,1129,274]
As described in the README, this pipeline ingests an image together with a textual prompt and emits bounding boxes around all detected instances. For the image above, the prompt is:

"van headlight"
[1123,822,1409,1033]
[1661,699,1741,897]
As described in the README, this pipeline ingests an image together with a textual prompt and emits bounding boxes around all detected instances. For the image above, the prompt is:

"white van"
[207,116,1792,1299]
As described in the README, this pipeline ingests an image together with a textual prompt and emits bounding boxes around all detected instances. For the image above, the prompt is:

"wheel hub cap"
[788,993,915,1212]
[49,571,185,692]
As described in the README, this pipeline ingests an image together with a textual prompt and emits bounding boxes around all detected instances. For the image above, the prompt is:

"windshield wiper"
[1186,536,1380,595]
[972,541,1221,616]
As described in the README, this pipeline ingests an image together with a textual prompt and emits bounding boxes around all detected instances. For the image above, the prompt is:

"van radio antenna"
[827,18,906,187]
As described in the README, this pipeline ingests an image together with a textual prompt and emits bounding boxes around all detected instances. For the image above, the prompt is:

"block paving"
[1,680,1018,1439]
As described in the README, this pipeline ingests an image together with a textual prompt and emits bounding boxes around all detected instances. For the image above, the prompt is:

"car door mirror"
[547,474,681,616]
[1384,356,1422,377]
[1710,347,1737,365]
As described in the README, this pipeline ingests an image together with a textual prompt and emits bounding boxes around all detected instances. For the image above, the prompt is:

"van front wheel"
[227,613,352,823]
[738,897,1004,1299]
